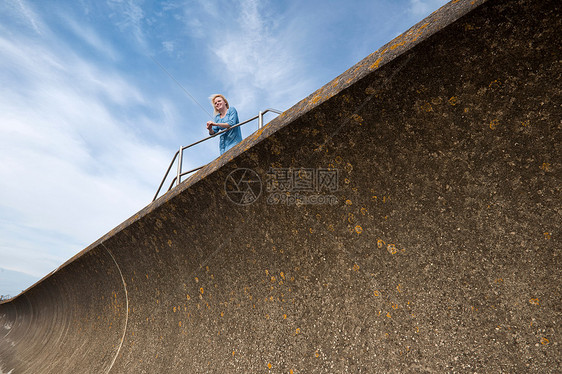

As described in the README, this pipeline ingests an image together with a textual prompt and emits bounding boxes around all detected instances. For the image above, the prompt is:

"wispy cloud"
[408,0,449,17]
[192,0,313,114]
[107,0,148,50]
[13,0,44,35]
[0,4,174,279]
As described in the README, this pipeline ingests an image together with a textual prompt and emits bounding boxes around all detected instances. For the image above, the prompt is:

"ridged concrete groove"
[1,0,560,372]
[101,242,129,374]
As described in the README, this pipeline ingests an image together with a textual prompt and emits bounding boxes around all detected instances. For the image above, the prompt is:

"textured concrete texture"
[1,0,560,372]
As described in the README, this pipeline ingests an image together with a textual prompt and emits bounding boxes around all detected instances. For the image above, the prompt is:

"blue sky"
[0,0,448,298]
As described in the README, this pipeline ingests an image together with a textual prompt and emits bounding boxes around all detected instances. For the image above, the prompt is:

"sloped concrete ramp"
[1,0,560,372]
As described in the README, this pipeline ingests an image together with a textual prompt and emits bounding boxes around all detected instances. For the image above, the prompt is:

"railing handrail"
[153,108,282,201]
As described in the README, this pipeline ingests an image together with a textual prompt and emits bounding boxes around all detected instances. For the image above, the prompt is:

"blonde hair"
[209,94,229,115]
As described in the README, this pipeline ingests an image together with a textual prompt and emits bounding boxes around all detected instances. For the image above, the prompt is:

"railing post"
[176,146,183,186]
[258,111,264,129]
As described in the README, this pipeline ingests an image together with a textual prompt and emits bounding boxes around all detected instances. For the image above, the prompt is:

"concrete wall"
[1,0,560,372]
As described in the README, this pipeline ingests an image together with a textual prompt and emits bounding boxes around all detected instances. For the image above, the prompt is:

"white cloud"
[162,40,175,53]
[60,14,121,60]
[198,0,313,115]
[12,0,44,35]
[107,0,147,50]
[0,12,172,280]
[408,0,449,17]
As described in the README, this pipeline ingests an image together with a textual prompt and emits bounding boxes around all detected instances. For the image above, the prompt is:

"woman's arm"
[211,108,239,129]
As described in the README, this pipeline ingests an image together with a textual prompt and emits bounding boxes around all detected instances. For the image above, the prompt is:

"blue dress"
[212,107,242,155]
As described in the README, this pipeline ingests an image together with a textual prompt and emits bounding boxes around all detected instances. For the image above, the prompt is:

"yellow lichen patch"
[200,287,204,295]
[283,314,287,319]
[267,362,272,369]
[448,96,458,106]
[310,94,322,104]
[544,232,552,240]
[345,199,353,206]
[391,303,398,310]
[178,321,182,327]
[421,102,433,112]
[370,56,384,70]
[365,86,377,95]
[489,79,501,89]
[167,239,172,247]
[374,290,381,297]
[529,298,540,306]
[295,328,301,335]
[186,294,191,300]
[348,213,355,223]
[173,306,176,313]
[309,227,314,234]
[397,284,402,293]
[489,119,499,130]
[387,244,398,255]
[352,114,364,125]
[390,37,407,50]
[386,312,392,318]
[353,264,360,272]
[354,225,363,234]
[540,163,551,172]
[541,337,549,345]
[522,120,530,127]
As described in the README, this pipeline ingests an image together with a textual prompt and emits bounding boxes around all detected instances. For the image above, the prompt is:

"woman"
[206,94,242,155]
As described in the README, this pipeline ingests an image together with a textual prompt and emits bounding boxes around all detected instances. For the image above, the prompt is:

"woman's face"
[213,97,226,112]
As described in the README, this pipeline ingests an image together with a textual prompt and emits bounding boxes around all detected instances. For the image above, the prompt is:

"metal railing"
[153,108,283,201]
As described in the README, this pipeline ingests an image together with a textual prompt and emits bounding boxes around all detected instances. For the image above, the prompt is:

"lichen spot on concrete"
[529,298,539,305]
[374,290,381,297]
[354,225,363,234]
[541,337,549,345]
[489,119,499,130]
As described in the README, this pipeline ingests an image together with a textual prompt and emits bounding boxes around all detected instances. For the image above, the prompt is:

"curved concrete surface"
[1,0,560,372]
